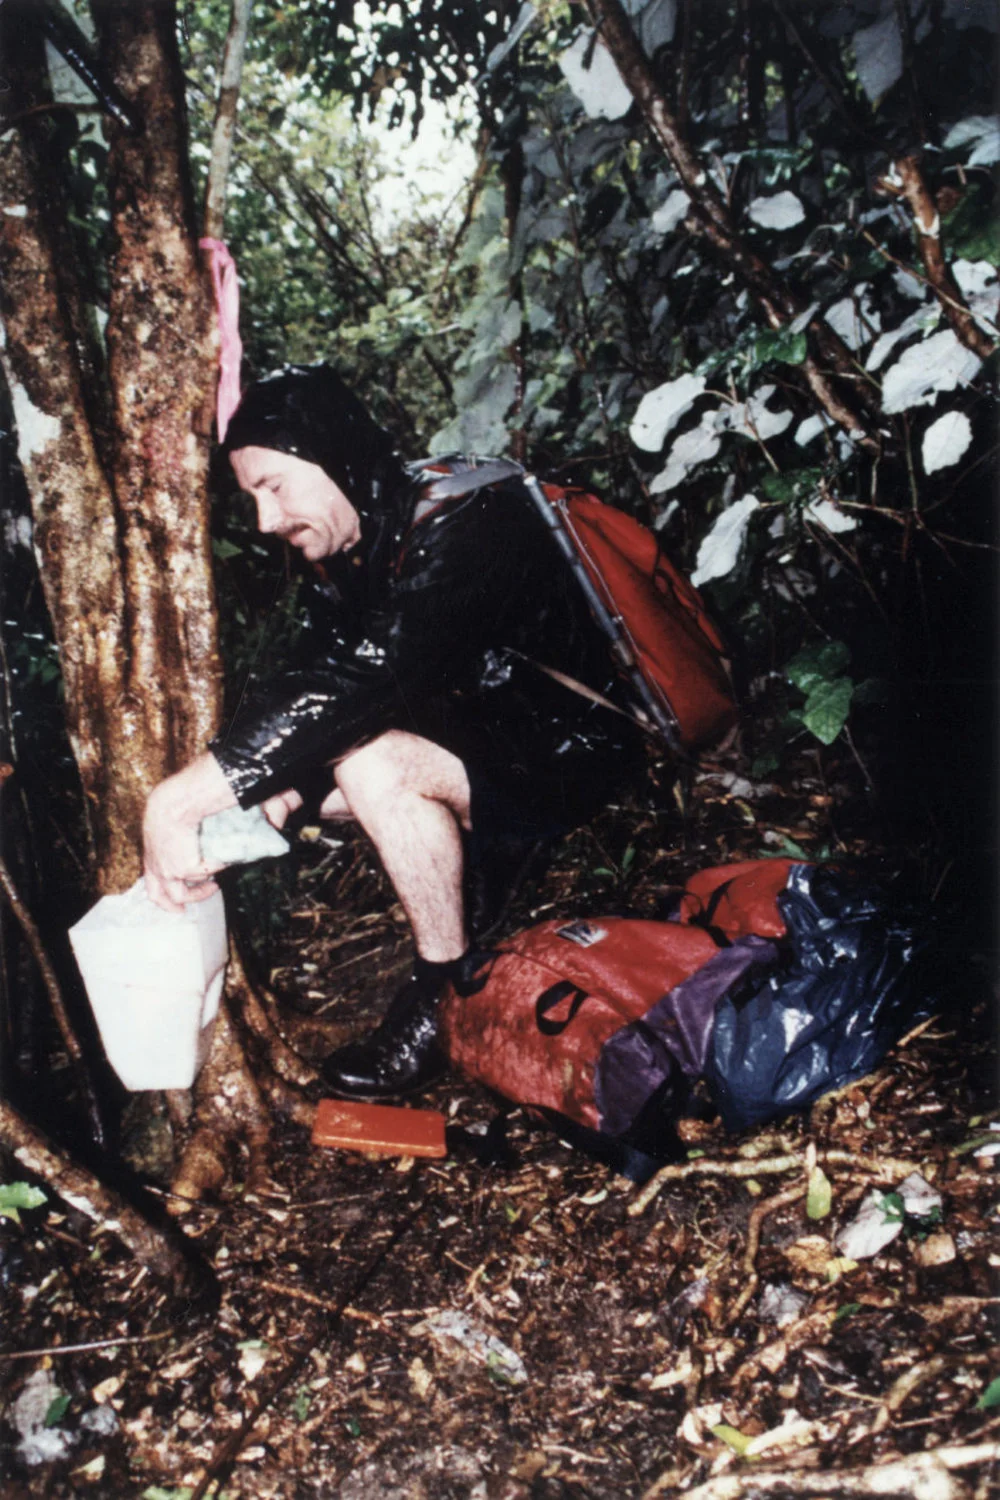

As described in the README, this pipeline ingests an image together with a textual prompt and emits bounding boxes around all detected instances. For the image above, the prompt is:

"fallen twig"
[0,1330,174,1362]
[629,1149,926,1217]
[643,1441,1000,1500]
[257,1277,390,1329]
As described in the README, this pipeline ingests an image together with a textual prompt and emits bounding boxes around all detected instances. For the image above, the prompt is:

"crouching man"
[142,365,646,1099]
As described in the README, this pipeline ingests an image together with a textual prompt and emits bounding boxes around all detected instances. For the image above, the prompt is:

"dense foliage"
[191,0,997,854]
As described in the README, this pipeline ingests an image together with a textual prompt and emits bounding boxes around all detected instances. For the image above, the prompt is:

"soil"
[1,746,998,1499]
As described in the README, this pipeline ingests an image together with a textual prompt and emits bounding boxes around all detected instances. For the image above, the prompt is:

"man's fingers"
[144,869,219,912]
[144,871,187,913]
[180,877,221,904]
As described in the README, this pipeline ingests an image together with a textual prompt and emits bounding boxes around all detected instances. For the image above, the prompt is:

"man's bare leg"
[316,730,478,1100]
[329,730,472,963]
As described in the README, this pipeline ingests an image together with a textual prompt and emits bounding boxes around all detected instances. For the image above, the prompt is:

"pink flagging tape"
[199,237,243,441]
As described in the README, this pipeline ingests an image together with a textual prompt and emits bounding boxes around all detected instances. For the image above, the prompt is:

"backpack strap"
[406,455,688,756]
[407,456,527,525]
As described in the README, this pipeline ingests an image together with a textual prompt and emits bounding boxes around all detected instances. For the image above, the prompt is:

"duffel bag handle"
[535,981,590,1035]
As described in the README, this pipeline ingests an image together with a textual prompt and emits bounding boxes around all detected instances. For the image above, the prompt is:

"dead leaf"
[783,1235,832,1276]
[912,1231,957,1267]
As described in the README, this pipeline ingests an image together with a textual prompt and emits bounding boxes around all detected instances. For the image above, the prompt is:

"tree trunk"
[0,2,296,1216]
[0,1,221,893]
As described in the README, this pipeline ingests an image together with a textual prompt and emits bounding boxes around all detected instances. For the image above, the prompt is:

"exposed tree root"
[725,1181,807,1326]
[168,964,318,1210]
[629,1148,931,1217]
[0,1098,210,1301]
[169,1000,277,1211]
[643,1442,1000,1500]
[227,944,319,1090]
[730,1310,840,1394]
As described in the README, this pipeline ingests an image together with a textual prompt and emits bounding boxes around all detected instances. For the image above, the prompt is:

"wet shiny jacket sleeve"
[209,488,553,807]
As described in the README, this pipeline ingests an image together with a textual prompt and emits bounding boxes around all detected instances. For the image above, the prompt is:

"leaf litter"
[1,742,998,1498]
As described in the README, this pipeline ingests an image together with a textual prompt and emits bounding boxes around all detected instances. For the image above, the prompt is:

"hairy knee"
[334,731,413,808]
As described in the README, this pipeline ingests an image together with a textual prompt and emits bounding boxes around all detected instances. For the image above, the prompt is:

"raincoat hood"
[223,365,408,536]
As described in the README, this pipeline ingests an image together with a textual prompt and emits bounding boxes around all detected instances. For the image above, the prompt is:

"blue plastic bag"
[707,864,935,1132]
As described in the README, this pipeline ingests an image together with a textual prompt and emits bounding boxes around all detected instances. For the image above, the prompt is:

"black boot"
[320,957,459,1101]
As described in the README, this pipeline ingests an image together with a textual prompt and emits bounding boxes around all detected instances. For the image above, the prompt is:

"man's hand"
[142,753,237,912]
[261,787,304,831]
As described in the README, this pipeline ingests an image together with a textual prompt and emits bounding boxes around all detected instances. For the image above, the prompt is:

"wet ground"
[2,747,998,1498]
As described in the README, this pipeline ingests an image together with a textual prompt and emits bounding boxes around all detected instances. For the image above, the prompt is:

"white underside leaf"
[558,32,633,120]
[629,372,707,452]
[804,497,857,534]
[691,496,760,587]
[881,329,983,414]
[852,14,903,104]
[922,409,973,474]
[650,412,722,493]
[747,191,805,230]
[652,189,691,234]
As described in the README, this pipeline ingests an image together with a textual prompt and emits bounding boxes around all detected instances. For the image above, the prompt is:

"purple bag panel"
[593,935,779,1137]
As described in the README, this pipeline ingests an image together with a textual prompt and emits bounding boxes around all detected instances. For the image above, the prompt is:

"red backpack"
[439,860,796,1156]
[410,458,737,755]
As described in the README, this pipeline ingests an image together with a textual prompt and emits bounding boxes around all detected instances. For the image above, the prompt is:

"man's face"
[230,445,362,562]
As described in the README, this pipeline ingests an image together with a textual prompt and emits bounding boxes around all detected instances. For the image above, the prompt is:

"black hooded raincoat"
[211,366,645,842]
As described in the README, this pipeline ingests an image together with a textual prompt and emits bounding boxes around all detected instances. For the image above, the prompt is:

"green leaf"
[951,1132,1000,1156]
[760,467,822,503]
[141,1489,195,1500]
[802,676,854,745]
[765,834,812,860]
[833,1302,861,1324]
[754,327,808,367]
[212,538,244,561]
[786,640,851,695]
[942,183,1000,266]
[292,1387,312,1421]
[878,1191,905,1225]
[711,1423,753,1455]
[976,1377,1000,1411]
[751,749,780,777]
[0,1182,47,1224]
[621,843,636,873]
[806,1165,832,1220]
[44,1393,71,1427]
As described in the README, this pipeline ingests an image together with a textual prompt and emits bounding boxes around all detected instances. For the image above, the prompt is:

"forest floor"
[1,742,998,1499]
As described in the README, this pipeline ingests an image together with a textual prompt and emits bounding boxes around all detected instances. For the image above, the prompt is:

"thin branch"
[202,0,252,240]
[892,155,997,359]
[432,133,491,314]
[582,0,878,444]
[646,1444,1000,1500]
[768,0,879,146]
